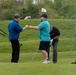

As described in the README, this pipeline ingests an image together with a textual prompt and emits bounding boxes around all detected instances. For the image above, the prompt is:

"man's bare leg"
[41,50,48,60]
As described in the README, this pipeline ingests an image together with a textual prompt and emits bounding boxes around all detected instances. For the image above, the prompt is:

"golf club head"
[19,43,23,47]
[71,60,76,64]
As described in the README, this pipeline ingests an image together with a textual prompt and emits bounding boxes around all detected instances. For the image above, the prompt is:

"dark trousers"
[10,40,20,63]
[47,39,58,63]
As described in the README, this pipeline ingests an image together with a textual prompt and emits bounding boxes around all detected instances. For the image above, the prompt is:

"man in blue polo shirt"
[8,14,28,63]
[29,14,51,64]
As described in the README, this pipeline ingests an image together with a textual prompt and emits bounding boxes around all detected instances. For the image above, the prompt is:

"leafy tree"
[19,0,39,19]
[0,0,24,9]
[0,0,76,20]
[20,5,39,19]
[0,0,15,9]
[1,7,19,20]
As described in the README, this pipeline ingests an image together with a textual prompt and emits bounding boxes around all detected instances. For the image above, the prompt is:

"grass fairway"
[0,52,76,75]
[0,19,76,75]
[0,63,76,75]
[0,19,76,52]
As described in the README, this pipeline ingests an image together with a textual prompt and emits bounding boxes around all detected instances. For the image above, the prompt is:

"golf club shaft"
[0,29,8,35]
[0,32,6,36]
[74,29,76,50]
[73,28,76,55]
[30,49,39,62]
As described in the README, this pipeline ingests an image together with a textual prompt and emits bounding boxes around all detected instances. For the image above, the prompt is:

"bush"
[1,8,19,20]
[20,5,39,19]
[1,5,39,20]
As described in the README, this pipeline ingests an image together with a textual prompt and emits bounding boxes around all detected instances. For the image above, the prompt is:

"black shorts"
[39,41,50,51]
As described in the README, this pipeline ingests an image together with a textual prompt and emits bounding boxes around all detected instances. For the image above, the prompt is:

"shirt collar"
[42,19,47,22]
[13,19,18,23]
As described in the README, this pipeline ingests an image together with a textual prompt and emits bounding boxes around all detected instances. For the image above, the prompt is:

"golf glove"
[50,39,53,43]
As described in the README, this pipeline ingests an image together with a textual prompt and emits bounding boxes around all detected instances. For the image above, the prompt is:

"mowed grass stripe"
[0,52,76,75]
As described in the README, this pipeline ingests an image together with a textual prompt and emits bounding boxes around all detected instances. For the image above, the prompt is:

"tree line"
[0,0,76,20]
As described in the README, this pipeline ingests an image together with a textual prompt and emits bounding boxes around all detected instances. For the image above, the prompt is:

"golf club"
[0,28,23,48]
[0,29,8,37]
[0,29,8,35]
[30,49,39,62]
[0,32,7,36]
[72,27,76,55]
[71,60,76,64]
[19,43,23,47]
[75,27,76,46]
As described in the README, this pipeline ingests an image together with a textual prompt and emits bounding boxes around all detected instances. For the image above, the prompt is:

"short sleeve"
[38,22,44,29]
[56,28,60,36]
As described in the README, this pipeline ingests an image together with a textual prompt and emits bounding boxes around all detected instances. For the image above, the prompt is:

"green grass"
[0,63,76,75]
[0,19,76,75]
[0,19,76,53]
[0,52,76,75]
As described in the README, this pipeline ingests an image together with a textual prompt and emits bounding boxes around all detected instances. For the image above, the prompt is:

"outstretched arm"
[29,26,39,30]
[23,25,29,31]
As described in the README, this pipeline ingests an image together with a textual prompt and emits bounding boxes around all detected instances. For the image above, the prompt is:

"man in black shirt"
[47,26,60,63]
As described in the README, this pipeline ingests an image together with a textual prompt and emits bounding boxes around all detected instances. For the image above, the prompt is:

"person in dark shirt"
[8,14,28,63]
[47,26,60,63]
